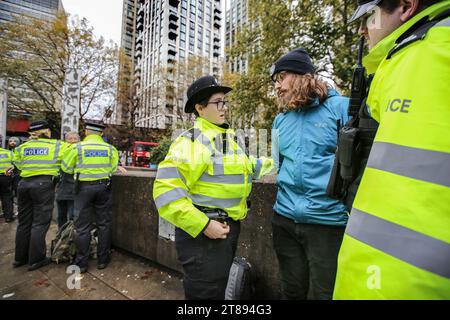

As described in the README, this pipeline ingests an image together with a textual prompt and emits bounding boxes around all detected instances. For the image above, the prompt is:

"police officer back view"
[61,120,118,273]
[13,120,66,271]
[0,147,14,223]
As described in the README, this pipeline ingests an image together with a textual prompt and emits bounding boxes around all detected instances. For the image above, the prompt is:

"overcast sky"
[61,0,229,47]
[61,0,123,45]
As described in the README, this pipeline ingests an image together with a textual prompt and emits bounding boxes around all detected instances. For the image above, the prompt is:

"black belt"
[79,179,109,185]
[22,175,53,181]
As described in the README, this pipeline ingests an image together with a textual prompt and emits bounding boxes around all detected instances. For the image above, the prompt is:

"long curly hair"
[279,73,329,112]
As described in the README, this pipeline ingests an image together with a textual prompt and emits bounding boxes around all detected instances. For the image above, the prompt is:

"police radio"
[326,36,368,205]
[349,37,367,117]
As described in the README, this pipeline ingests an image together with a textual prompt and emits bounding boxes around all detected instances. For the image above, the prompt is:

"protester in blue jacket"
[270,48,350,300]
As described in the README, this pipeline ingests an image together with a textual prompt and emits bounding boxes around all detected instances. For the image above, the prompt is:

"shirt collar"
[195,117,232,134]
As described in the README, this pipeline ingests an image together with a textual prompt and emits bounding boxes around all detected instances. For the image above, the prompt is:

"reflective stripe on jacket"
[334,1,450,300]
[61,134,119,181]
[153,117,273,238]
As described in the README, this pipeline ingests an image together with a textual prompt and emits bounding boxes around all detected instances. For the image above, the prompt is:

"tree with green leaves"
[115,48,139,129]
[226,0,360,129]
[148,137,172,165]
[0,13,118,133]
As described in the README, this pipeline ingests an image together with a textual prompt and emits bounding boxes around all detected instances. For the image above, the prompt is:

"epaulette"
[181,128,201,142]
[387,9,450,59]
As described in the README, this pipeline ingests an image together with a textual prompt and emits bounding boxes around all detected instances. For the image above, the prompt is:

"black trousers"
[15,176,54,265]
[175,219,240,300]
[272,213,345,300]
[56,200,74,229]
[12,171,20,198]
[0,175,13,219]
[73,182,112,268]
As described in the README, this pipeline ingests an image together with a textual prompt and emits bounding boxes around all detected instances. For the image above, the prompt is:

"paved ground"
[0,217,184,300]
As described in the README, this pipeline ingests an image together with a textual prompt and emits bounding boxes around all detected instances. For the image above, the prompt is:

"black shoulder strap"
[387,8,450,59]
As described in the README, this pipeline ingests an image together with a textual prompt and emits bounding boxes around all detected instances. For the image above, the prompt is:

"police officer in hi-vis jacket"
[153,76,273,300]
[13,120,67,271]
[334,0,450,299]
[61,120,118,273]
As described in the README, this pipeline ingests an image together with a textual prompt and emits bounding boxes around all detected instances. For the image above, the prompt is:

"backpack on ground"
[50,221,98,264]
[225,256,255,300]
[51,220,76,264]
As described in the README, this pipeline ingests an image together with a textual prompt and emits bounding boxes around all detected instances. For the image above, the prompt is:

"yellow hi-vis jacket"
[0,148,13,174]
[13,138,67,178]
[153,117,274,238]
[61,134,119,181]
[334,1,450,300]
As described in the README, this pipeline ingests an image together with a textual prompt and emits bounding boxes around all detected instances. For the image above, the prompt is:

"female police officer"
[153,76,273,300]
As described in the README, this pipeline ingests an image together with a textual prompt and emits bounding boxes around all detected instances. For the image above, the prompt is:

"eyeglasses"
[272,71,287,84]
[207,100,228,110]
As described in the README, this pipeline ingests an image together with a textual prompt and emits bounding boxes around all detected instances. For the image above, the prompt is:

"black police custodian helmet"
[28,120,50,132]
[85,119,106,132]
[349,0,383,23]
[270,48,316,81]
[184,76,232,113]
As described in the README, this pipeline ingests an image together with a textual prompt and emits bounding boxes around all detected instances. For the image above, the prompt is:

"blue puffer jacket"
[272,89,350,226]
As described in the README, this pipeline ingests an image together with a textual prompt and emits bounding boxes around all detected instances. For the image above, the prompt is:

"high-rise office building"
[117,0,224,129]
[115,0,138,125]
[225,0,247,73]
[120,0,137,60]
[0,0,63,23]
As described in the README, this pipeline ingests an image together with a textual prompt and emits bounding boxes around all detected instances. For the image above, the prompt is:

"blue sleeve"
[341,97,351,125]
[272,115,280,172]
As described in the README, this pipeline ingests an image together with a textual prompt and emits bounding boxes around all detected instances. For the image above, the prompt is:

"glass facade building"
[117,0,224,129]
[225,0,247,73]
[0,0,63,23]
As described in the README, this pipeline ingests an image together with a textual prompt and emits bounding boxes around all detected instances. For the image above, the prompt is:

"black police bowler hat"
[185,76,232,113]
[349,0,383,23]
[85,119,106,132]
[270,48,315,81]
[28,120,50,132]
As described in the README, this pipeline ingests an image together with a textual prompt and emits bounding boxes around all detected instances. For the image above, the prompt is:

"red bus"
[131,141,159,167]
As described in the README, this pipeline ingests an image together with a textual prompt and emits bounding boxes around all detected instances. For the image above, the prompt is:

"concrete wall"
[111,172,282,299]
